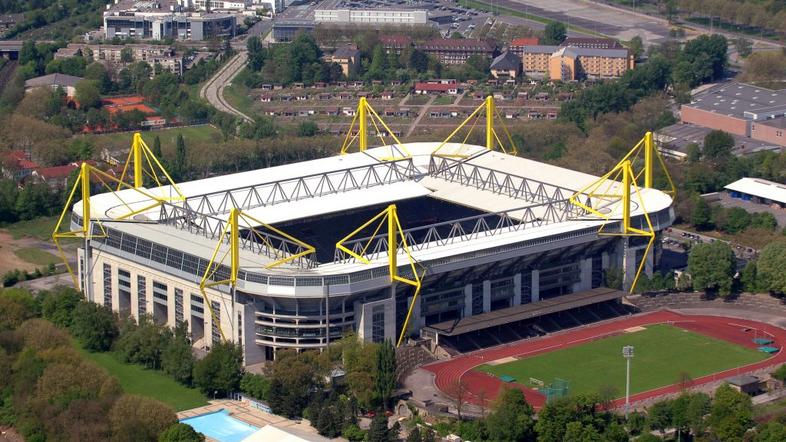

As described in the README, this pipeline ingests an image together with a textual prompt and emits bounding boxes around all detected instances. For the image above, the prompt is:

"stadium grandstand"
[54,98,674,363]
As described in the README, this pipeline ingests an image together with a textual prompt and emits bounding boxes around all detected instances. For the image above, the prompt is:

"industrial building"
[63,104,673,363]
[680,82,786,148]
[103,0,236,41]
[314,0,427,25]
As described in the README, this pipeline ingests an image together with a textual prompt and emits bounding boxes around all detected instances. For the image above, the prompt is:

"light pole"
[623,345,634,417]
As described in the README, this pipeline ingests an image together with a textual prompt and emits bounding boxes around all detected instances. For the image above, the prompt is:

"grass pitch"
[477,324,769,398]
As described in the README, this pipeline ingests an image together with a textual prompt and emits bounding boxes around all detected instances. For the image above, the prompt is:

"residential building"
[24,73,83,98]
[380,35,413,55]
[414,79,459,94]
[417,38,494,65]
[561,37,623,49]
[55,44,184,75]
[508,37,539,57]
[680,82,786,148]
[1,151,39,182]
[325,45,361,76]
[516,45,633,80]
[490,51,521,80]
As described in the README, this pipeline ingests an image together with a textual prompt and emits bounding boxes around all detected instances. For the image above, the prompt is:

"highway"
[199,51,253,123]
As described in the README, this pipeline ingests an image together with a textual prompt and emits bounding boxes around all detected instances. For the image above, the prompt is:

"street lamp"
[623,345,634,417]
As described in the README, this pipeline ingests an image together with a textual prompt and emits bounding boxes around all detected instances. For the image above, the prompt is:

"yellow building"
[325,45,362,77]
[517,45,633,81]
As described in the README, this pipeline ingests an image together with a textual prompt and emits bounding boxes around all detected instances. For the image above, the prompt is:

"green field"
[4,216,60,241]
[14,247,60,266]
[79,346,208,411]
[81,125,222,152]
[477,325,769,397]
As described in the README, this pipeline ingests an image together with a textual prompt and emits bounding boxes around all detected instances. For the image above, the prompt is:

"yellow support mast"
[432,95,518,158]
[199,208,315,342]
[336,204,424,347]
[116,132,186,200]
[340,97,411,160]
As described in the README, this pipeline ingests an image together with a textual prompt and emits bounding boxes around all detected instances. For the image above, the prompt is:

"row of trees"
[0,287,204,442]
[687,240,786,296]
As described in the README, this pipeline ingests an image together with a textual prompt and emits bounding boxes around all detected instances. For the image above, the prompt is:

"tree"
[367,413,396,442]
[754,421,786,442]
[703,130,734,160]
[687,241,736,296]
[247,36,266,71]
[408,49,428,73]
[648,399,673,436]
[70,302,118,352]
[719,207,751,234]
[709,383,753,442]
[161,322,194,385]
[84,62,111,94]
[193,341,243,397]
[691,197,713,230]
[629,36,644,60]
[772,364,786,382]
[152,135,163,158]
[40,287,82,328]
[374,339,396,409]
[543,21,567,45]
[535,395,599,442]
[485,387,535,442]
[734,38,753,58]
[297,120,318,137]
[109,394,178,442]
[446,379,468,420]
[174,134,187,180]
[158,423,205,442]
[121,47,134,63]
[756,242,786,294]
[75,79,101,110]
[240,372,270,401]
[0,288,38,332]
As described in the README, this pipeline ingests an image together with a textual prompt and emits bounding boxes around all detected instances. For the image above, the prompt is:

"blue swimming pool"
[180,409,258,442]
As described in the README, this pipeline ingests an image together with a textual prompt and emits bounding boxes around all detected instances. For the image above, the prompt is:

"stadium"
[55,98,675,365]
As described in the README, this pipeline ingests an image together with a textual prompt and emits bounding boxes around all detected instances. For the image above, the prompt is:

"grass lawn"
[477,324,769,398]
[433,95,456,106]
[223,67,255,118]
[78,346,208,411]
[14,247,60,266]
[81,125,222,153]
[4,216,60,241]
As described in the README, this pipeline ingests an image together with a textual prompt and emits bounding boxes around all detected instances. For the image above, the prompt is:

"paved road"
[200,51,253,123]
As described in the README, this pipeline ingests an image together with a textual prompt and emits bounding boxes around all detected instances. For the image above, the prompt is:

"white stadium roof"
[76,142,673,274]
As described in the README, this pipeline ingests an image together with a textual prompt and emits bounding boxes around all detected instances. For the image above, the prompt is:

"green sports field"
[477,324,769,397]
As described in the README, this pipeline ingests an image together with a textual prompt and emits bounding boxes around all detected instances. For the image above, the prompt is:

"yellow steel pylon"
[52,162,183,289]
[340,97,411,160]
[569,160,655,293]
[199,208,315,341]
[432,96,518,158]
[619,131,676,196]
[335,204,425,347]
[116,132,186,200]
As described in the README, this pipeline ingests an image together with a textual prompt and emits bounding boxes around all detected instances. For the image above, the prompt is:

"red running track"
[423,310,786,410]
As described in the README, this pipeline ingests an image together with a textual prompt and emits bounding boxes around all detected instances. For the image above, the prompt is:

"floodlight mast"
[623,345,635,417]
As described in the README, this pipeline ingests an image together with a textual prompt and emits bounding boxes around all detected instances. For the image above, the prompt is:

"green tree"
[152,135,163,158]
[70,301,118,351]
[367,413,396,442]
[40,287,82,328]
[691,197,713,230]
[535,395,600,442]
[109,394,178,442]
[485,388,535,442]
[0,288,38,331]
[648,399,673,436]
[543,21,567,45]
[174,134,187,180]
[703,130,734,160]
[408,49,428,73]
[756,241,786,294]
[709,383,753,442]
[754,421,786,442]
[685,392,711,436]
[161,322,194,385]
[240,372,270,400]
[247,36,266,71]
[121,47,134,63]
[158,423,205,442]
[84,62,111,94]
[297,120,318,137]
[629,36,644,59]
[192,341,243,397]
[75,79,101,110]
[720,207,751,234]
[374,339,396,409]
[687,241,736,296]
[772,364,786,382]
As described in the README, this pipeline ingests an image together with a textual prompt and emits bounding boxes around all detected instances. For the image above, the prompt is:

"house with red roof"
[1,150,40,182]
[414,79,459,95]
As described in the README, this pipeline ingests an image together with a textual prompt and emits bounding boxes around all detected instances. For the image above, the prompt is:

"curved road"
[200,51,253,123]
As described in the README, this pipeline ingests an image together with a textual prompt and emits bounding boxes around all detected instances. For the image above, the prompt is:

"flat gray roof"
[687,82,786,118]
[656,123,781,156]
[424,287,625,336]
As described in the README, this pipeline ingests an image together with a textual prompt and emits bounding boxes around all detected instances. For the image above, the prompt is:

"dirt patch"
[0,231,36,274]
[0,426,23,442]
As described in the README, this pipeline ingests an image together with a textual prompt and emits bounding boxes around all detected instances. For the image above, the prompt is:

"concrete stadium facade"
[72,142,674,364]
